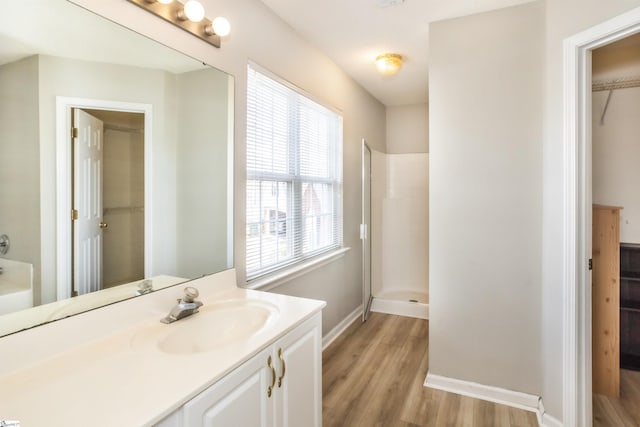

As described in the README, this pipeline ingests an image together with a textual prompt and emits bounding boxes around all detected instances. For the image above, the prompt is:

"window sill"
[244,247,351,292]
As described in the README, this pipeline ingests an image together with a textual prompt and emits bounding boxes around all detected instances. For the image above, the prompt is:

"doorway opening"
[563,7,640,427]
[590,33,640,425]
[74,108,145,295]
[55,97,152,301]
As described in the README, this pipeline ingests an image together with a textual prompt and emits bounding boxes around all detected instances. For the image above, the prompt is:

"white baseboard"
[424,372,541,414]
[536,399,545,426]
[322,305,362,351]
[535,398,563,427]
[425,373,566,427]
[541,412,562,427]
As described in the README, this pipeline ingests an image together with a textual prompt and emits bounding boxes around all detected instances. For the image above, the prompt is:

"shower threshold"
[370,290,429,319]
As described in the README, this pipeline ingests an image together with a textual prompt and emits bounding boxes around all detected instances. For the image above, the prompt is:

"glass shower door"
[362,139,373,321]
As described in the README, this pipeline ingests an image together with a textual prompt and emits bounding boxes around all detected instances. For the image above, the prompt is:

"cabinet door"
[275,313,322,427]
[183,347,274,427]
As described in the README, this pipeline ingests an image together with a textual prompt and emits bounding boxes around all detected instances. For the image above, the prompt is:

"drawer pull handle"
[277,347,286,388]
[267,355,276,398]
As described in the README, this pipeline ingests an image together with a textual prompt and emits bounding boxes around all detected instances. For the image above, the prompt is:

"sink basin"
[131,299,279,355]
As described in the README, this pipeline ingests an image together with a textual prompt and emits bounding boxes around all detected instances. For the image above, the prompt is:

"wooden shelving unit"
[620,242,640,371]
[592,205,621,397]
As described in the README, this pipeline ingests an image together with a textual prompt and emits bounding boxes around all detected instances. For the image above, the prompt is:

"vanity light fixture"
[128,0,230,48]
[375,53,403,76]
[179,0,205,22]
[209,16,231,37]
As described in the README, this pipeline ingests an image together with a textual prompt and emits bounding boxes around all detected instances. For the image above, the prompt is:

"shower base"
[370,290,429,319]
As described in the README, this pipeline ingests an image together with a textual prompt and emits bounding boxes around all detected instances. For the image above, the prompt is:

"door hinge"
[71,209,78,221]
[589,258,593,270]
[71,127,78,138]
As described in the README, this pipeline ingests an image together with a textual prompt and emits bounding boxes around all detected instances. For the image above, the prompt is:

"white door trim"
[563,7,640,427]
[55,97,153,300]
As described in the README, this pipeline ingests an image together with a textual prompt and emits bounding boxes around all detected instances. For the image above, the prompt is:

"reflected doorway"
[590,34,640,426]
[56,97,152,300]
[72,108,145,296]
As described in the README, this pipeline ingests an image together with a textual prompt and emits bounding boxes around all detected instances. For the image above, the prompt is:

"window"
[246,64,343,281]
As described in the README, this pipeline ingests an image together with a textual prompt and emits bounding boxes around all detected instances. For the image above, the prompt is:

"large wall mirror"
[0,0,234,336]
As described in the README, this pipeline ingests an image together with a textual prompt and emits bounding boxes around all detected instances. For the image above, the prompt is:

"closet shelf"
[621,273,640,281]
[103,206,144,215]
[621,300,640,312]
[620,242,640,372]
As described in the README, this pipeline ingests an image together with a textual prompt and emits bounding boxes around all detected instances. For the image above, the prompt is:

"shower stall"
[367,150,429,319]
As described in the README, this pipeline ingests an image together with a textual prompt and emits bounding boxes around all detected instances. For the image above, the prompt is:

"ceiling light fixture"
[128,0,230,48]
[375,53,403,76]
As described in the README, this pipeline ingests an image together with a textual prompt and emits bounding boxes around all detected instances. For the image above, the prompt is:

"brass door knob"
[99,222,108,229]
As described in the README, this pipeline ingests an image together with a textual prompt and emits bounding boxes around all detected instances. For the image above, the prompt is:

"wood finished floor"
[322,312,539,427]
[593,369,640,427]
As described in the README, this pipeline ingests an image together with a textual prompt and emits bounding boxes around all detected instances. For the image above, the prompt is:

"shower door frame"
[361,139,373,321]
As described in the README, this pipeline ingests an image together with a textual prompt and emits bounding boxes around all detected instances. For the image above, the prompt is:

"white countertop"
[0,275,189,336]
[0,270,325,426]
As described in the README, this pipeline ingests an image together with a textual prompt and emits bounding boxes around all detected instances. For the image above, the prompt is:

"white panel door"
[275,314,322,427]
[182,346,274,427]
[73,108,104,295]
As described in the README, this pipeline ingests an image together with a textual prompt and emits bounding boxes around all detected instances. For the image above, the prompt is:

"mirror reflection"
[0,0,234,336]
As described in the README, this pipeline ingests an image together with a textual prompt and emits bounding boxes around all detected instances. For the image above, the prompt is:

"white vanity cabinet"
[157,312,322,427]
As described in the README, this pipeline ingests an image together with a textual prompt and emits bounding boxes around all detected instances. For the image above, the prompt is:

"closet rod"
[599,90,613,126]
[592,76,640,92]
[104,123,144,133]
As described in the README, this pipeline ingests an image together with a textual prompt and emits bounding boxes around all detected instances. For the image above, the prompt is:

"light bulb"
[157,0,173,4]
[212,17,231,37]
[183,0,205,22]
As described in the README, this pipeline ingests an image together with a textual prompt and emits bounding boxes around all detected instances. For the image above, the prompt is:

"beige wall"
[429,0,544,396]
[99,113,145,287]
[386,103,429,153]
[592,87,640,243]
[592,43,640,243]
[592,44,640,244]
[380,153,429,296]
[0,56,41,304]
[176,68,230,277]
[70,0,387,337]
[593,40,640,81]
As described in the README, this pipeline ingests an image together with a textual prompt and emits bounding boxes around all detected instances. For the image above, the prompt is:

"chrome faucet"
[160,286,203,324]
[136,279,153,296]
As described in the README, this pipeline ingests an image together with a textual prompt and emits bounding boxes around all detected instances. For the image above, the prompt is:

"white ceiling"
[260,0,534,106]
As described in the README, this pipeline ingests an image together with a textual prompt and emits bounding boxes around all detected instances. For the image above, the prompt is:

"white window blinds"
[246,64,343,281]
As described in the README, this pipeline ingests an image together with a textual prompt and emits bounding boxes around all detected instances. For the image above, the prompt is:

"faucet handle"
[183,286,199,303]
